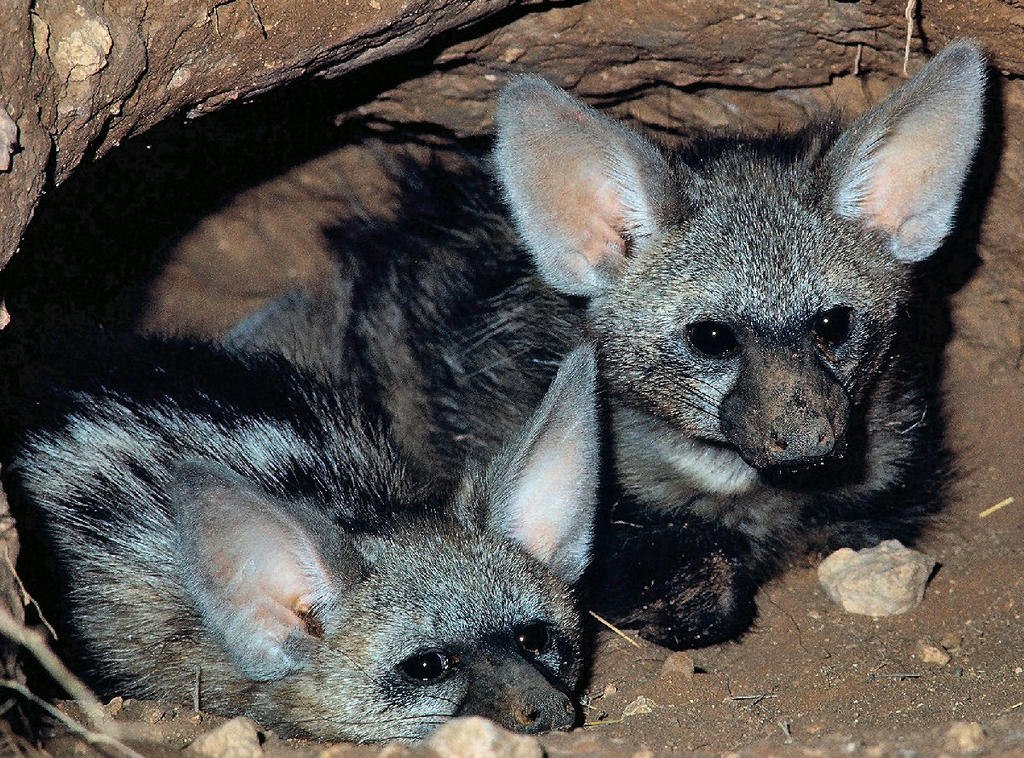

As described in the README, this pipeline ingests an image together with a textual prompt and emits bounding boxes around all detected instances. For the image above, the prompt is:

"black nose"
[510,689,576,733]
[765,416,837,464]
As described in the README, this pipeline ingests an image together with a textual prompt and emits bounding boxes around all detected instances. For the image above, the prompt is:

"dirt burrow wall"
[4,0,1024,269]
[2,0,1023,731]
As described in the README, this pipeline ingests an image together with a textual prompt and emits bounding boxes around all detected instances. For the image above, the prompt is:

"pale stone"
[817,540,936,616]
[918,640,951,665]
[659,651,696,680]
[53,15,112,82]
[946,721,985,752]
[0,107,16,172]
[621,695,656,717]
[187,716,264,758]
[424,717,543,758]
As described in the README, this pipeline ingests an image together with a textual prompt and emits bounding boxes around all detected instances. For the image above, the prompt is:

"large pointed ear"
[825,40,986,263]
[484,346,600,583]
[173,460,347,681]
[494,77,678,297]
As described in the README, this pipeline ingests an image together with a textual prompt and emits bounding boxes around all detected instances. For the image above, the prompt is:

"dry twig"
[588,611,641,649]
[979,497,1014,519]
[0,607,144,758]
[0,680,143,758]
[0,539,58,641]
[0,607,106,727]
[903,0,919,75]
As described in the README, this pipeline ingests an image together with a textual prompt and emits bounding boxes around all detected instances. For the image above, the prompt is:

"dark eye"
[515,623,549,657]
[686,320,739,358]
[399,651,452,683]
[812,306,854,350]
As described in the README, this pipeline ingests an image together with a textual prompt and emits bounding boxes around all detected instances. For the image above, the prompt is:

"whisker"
[379,729,448,743]
[288,711,455,729]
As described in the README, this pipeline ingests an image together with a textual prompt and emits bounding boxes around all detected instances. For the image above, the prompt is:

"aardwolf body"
[2,334,599,741]
[229,41,986,646]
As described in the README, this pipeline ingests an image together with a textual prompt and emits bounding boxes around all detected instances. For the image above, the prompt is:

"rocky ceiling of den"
[3,0,1024,265]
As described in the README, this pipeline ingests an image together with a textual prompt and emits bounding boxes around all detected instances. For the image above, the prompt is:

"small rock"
[0,107,17,172]
[105,696,124,716]
[621,695,656,717]
[370,745,414,758]
[946,721,985,752]
[602,683,618,697]
[918,640,951,665]
[378,746,415,758]
[940,632,964,651]
[425,716,543,758]
[631,750,656,758]
[659,651,695,680]
[318,744,377,758]
[187,716,263,758]
[817,540,936,616]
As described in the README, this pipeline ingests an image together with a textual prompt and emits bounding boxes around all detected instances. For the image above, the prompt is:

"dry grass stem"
[0,680,144,758]
[1,541,58,641]
[979,497,1014,518]
[0,607,107,726]
[588,611,641,649]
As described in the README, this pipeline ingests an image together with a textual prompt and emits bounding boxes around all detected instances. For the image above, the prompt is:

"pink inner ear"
[863,141,940,234]
[508,441,585,565]
[247,599,308,635]
[591,177,630,265]
[202,513,321,631]
[542,164,628,272]
[856,97,968,247]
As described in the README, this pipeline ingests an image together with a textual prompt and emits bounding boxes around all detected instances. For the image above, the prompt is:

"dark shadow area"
[3,76,357,334]
[0,0,582,337]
